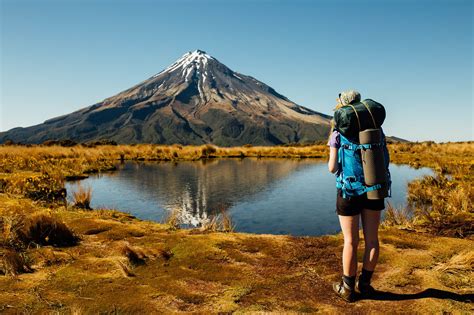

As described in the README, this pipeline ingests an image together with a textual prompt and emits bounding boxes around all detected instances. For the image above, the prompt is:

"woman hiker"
[327,90,390,302]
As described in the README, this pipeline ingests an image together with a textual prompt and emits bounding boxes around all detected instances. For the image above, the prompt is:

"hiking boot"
[356,280,376,297]
[332,278,356,303]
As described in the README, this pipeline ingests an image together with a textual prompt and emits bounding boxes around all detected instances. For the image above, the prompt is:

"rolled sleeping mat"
[359,129,389,199]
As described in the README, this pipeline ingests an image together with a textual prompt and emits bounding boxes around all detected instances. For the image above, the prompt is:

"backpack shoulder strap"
[361,100,377,128]
[348,104,361,131]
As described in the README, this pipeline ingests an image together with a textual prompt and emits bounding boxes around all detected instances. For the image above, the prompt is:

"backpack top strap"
[361,100,377,128]
[348,104,361,131]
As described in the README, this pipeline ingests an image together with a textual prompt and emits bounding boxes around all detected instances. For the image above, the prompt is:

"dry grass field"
[0,142,472,313]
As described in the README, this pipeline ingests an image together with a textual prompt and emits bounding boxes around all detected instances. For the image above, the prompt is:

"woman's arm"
[328,146,339,173]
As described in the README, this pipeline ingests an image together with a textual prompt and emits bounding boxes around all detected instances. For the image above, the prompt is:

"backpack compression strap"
[342,142,384,151]
[337,178,382,198]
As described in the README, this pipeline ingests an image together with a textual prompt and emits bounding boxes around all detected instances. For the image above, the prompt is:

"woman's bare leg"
[338,214,360,276]
[361,209,381,271]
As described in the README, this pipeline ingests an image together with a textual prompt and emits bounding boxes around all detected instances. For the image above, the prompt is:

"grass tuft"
[159,248,173,260]
[116,259,135,277]
[72,184,92,210]
[201,144,217,158]
[200,215,219,232]
[20,213,80,247]
[0,213,33,276]
[0,248,33,276]
[220,208,235,233]
[1,213,27,250]
[119,242,147,266]
[434,250,474,289]
[200,206,235,233]
[163,208,181,230]
[382,201,413,228]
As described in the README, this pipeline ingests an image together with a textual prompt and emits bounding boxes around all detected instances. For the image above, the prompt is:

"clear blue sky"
[1,0,472,142]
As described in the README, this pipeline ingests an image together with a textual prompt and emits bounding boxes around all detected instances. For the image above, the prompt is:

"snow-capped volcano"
[0,50,331,145]
[154,49,214,79]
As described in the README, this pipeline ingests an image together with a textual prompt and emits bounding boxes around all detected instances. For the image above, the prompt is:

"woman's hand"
[328,147,339,173]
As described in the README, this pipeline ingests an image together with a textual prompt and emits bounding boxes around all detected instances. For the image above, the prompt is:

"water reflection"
[66,158,432,236]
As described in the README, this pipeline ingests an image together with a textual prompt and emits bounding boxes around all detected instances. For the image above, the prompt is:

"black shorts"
[336,189,385,216]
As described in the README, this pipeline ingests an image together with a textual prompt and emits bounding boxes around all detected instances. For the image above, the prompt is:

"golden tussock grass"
[20,213,80,247]
[116,242,148,277]
[71,183,92,210]
[382,201,413,228]
[116,258,135,277]
[0,248,33,276]
[119,242,147,266]
[199,215,219,232]
[0,214,30,275]
[434,250,474,289]
[0,142,327,169]
[220,210,235,233]
[1,211,79,249]
[163,206,235,233]
[1,213,27,250]
[386,141,473,237]
[200,208,235,233]
[163,208,181,230]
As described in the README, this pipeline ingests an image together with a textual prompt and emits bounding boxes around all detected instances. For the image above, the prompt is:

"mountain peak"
[182,49,213,59]
[193,49,207,55]
[154,49,216,78]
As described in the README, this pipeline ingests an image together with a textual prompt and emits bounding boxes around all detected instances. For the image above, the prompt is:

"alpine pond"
[66,158,432,236]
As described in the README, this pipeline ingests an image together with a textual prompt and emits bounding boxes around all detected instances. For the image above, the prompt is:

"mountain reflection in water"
[88,158,312,226]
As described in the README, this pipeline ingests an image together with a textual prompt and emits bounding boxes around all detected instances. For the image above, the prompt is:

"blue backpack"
[335,130,391,198]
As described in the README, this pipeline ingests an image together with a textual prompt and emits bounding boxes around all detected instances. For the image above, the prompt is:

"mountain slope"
[0,50,331,146]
